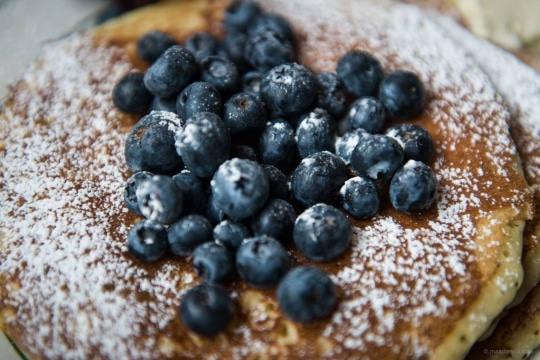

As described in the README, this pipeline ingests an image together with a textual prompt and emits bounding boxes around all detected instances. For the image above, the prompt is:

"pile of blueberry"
[114,0,437,337]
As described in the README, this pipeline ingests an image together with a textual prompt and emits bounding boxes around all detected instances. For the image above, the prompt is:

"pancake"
[0,0,532,359]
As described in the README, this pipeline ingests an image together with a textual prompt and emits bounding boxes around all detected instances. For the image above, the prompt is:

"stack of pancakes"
[1,0,539,358]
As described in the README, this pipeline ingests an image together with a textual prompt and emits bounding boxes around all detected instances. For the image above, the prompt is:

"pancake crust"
[0,0,532,359]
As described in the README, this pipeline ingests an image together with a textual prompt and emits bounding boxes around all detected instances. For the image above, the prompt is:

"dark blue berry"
[124,111,183,174]
[206,193,227,225]
[260,63,317,117]
[223,92,267,136]
[224,0,262,32]
[295,108,335,158]
[241,70,263,96]
[112,72,153,114]
[335,128,369,165]
[293,203,351,262]
[345,96,386,134]
[389,160,438,214]
[199,56,240,99]
[350,134,404,181]
[338,176,380,219]
[127,219,168,262]
[137,30,178,64]
[384,124,434,163]
[185,31,219,63]
[315,71,348,118]
[277,266,337,322]
[143,45,197,99]
[258,118,298,172]
[123,171,154,216]
[168,214,213,256]
[213,220,251,253]
[231,145,259,162]
[291,151,348,208]
[219,31,250,73]
[250,198,296,240]
[211,158,270,219]
[236,235,291,288]
[172,170,209,215]
[378,70,426,119]
[193,242,234,283]
[337,50,383,98]
[244,31,295,72]
[261,164,290,201]
[136,175,183,225]
[247,13,295,45]
[150,96,177,113]
[176,81,222,121]
[175,112,231,178]
[179,283,234,337]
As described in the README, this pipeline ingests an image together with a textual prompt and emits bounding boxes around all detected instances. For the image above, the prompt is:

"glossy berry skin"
[261,164,290,201]
[123,171,154,216]
[335,128,369,165]
[350,134,404,181]
[179,283,234,337]
[213,220,251,253]
[384,124,434,163]
[125,111,184,175]
[378,70,426,119]
[260,63,317,117]
[175,112,231,178]
[136,175,183,225]
[127,220,168,262]
[136,30,177,64]
[176,82,222,121]
[247,13,295,45]
[172,170,209,215]
[206,193,227,225]
[315,72,348,118]
[223,92,267,136]
[236,235,291,288]
[296,108,335,159]
[242,70,263,96]
[258,118,298,173]
[244,31,294,72]
[291,151,348,208]
[184,31,219,62]
[389,160,438,214]
[250,198,296,241]
[224,0,262,32]
[337,50,383,98]
[168,214,213,257]
[192,242,234,283]
[144,45,197,99]
[338,176,380,219]
[211,158,270,219]
[293,203,352,262]
[345,96,386,134]
[112,72,153,114]
[277,266,337,323]
[199,56,240,99]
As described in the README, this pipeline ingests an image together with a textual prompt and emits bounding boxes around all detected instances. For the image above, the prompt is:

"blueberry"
[127,219,168,262]
[224,0,262,32]
[211,158,270,219]
[260,63,317,117]
[241,70,263,96]
[206,193,227,225]
[250,198,296,241]
[350,134,404,181]
[193,242,234,283]
[136,174,183,225]
[144,45,197,98]
[236,235,291,288]
[223,92,267,136]
[258,118,298,172]
[219,31,250,73]
[123,171,154,216]
[125,111,183,175]
[337,50,383,98]
[176,82,222,121]
[378,70,426,119]
[338,176,380,219]
[291,151,348,208]
[277,266,337,323]
[345,97,386,134]
[213,220,251,252]
[112,72,153,114]
[244,31,295,72]
[137,30,178,64]
[384,124,434,163]
[293,203,351,262]
[389,160,438,214]
[247,13,295,45]
[150,96,177,113]
[231,145,259,162]
[185,31,219,63]
[199,56,240,99]
[172,170,209,215]
[261,164,290,201]
[295,108,335,158]
[168,214,213,256]
[315,71,348,118]
[335,128,370,165]
[179,283,234,337]
[175,112,231,178]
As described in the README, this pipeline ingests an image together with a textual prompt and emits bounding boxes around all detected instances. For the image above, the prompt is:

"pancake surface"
[0,0,532,359]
